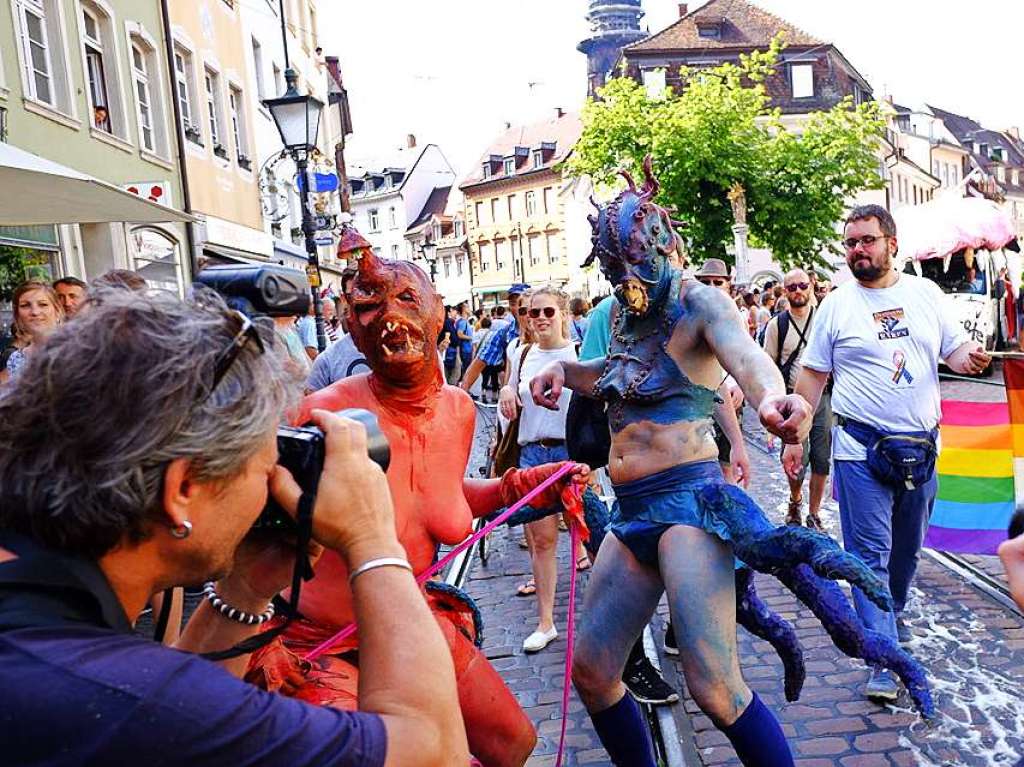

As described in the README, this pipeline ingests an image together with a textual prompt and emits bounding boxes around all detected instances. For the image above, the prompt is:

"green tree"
[0,245,48,302]
[565,38,885,271]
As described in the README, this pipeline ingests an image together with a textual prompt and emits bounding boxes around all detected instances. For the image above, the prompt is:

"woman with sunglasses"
[499,287,581,653]
[0,281,64,385]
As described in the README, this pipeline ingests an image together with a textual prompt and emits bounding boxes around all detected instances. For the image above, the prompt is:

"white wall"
[562,175,610,298]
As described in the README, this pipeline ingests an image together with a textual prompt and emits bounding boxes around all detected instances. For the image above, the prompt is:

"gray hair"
[0,287,300,558]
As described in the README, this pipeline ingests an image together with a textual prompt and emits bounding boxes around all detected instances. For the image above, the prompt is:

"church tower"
[577,0,647,98]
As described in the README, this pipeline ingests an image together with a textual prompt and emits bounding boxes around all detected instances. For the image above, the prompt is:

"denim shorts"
[609,461,732,567]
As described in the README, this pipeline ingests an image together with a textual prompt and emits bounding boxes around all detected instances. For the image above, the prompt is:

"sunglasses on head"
[205,310,266,400]
[785,282,810,292]
[698,277,727,287]
[528,307,557,319]
[843,234,887,251]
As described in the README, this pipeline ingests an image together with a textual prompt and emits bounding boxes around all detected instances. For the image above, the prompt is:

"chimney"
[406,134,417,149]
[678,3,688,16]
[1008,126,1022,141]
[555,107,564,118]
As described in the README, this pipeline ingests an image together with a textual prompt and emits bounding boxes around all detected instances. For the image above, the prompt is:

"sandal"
[576,555,592,572]
[785,498,803,526]
[515,580,536,597]
[805,514,825,533]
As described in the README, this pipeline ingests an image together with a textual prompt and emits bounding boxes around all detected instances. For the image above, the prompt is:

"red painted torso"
[293,374,476,629]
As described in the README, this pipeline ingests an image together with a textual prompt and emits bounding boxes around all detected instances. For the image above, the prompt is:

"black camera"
[195,263,310,318]
[255,408,391,532]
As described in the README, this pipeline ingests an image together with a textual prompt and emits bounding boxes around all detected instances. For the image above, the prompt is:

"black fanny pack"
[837,415,938,491]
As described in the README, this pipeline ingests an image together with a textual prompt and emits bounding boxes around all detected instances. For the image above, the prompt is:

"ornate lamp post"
[419,231,438,284]
[263,70,328,351]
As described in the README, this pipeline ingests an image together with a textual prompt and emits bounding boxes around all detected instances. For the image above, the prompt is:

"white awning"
[0,142,194,225]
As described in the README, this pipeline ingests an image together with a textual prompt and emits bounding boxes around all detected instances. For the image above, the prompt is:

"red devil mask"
[339,225,444,393]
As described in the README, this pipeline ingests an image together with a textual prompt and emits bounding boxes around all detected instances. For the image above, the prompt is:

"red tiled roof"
[626,0,823,53]
[460,112,583,188]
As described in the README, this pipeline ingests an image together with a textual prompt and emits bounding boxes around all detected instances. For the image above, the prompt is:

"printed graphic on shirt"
[891,350,914,384]
[874,308,910,340]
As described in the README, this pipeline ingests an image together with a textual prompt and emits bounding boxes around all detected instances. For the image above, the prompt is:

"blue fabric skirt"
[609,461,734,567]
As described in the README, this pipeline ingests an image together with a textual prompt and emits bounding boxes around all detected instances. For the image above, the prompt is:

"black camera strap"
[152,588,174,643]
[200,491,317,662]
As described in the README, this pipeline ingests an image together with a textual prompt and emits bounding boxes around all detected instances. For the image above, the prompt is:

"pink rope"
[302,462,578,662]
[555,523,581,767]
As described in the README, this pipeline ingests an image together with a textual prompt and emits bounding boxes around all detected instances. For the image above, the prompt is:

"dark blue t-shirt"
[0,532,386,767]
[0,625,387,766]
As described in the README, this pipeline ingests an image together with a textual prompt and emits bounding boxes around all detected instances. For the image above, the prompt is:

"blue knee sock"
[722,692,793,767]
[590,692,656,767]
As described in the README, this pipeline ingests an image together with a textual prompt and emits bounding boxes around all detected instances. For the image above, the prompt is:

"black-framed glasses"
[207,311,266,397]
[699,277,727,287]
[843,234,887,251]
[785,282,810,292]
[517,306,529,316]
[528,306,557,319]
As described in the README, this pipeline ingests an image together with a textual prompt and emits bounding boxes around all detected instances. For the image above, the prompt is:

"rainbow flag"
[924,400,1015,554]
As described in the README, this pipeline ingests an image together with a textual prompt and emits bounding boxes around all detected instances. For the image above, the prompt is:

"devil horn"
[639,154,659,201]
[618,168,637,193]
[589,194,601,211]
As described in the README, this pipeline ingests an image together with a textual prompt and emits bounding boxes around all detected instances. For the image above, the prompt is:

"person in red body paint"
[247,225,590,767]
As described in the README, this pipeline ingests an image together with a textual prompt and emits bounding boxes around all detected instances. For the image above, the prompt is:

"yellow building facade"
[461,111,584,304]
[167,0,267,260]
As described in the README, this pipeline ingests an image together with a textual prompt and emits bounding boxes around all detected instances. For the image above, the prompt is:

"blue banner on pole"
[296,172,340,194]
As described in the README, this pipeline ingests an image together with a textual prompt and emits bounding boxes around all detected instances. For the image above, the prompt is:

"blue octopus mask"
[584,156,682,317]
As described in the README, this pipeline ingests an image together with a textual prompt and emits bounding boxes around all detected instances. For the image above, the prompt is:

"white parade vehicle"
[895,196,1020,352]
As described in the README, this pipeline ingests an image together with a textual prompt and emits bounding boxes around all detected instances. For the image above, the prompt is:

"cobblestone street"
[464,367,1024,766]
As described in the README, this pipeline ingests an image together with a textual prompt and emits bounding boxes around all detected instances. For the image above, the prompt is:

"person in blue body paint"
[531,159,811,767]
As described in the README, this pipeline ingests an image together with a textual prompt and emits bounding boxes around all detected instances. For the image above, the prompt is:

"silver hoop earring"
[170,520,193,539]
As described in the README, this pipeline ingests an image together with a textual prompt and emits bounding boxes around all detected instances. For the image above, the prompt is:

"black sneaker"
[896,617,913,644]
[623,655,679,706]
[664,623,679,656]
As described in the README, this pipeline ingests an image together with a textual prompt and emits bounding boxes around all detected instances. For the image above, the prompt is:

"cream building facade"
[461,110,606,305]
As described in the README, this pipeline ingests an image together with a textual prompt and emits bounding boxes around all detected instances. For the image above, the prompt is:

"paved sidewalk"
[465,526,611,766]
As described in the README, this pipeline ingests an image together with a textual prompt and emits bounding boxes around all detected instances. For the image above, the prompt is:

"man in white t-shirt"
[783,204,989,702]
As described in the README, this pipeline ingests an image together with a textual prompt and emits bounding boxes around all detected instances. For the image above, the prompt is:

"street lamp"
[263,68,328,352]
[419,231,438,284]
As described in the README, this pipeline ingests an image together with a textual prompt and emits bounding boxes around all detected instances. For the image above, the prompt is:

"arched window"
[130,227,183,295]
[78,0,128,140]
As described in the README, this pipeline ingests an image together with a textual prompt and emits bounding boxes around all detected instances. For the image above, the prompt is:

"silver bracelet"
[348,557,413,586]
[202,582,275,626]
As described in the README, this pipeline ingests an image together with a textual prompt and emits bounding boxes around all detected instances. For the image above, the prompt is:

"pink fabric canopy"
[895,197,1017,262]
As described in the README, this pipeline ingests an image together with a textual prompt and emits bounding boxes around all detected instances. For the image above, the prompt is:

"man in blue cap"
[460,283,531,394]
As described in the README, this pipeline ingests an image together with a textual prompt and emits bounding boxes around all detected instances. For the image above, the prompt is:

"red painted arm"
[462,477,505,520]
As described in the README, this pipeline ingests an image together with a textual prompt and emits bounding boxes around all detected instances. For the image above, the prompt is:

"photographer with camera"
[0,288,468,767]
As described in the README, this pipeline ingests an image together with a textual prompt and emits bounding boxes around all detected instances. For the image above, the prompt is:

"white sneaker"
[522,626,558,653]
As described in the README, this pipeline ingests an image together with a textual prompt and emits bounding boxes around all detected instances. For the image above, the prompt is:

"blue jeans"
[519,441,569,470]
[833,459,936,640]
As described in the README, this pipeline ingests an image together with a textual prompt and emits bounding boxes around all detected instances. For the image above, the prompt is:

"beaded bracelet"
[202,582,275,626]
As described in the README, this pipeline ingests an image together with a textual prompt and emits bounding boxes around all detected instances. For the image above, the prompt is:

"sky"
[320,0,1024,180]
